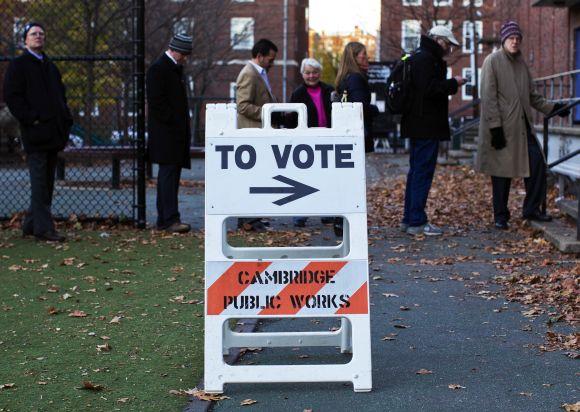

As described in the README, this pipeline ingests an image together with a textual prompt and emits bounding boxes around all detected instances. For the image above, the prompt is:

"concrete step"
[557,198,578,220]
[447,149,472,159]
[530,218,580,253]
[437,156,459,166]
[461,143,478,151]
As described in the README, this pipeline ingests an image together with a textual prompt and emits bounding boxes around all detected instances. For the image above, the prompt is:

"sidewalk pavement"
[176,154,577,412]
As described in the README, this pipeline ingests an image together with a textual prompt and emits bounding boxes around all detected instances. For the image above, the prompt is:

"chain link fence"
[0,0,145,223]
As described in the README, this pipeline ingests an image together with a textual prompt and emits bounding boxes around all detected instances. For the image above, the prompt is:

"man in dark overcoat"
[146,34,193,233]
[3,22,72,242]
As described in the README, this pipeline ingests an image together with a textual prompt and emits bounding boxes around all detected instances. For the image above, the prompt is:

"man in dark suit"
[3,22,72,242]
[146,34,193,233]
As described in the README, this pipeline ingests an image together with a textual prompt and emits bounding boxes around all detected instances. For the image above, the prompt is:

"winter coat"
[400,35,459,141]
[236,62,276,128]
[286,82,333,128]
[337,72,379,152]
[3,50,72,153]
[475,49,555,178]
[146,53,191,168]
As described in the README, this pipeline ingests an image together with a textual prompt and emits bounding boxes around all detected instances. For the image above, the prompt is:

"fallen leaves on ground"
[240,399,258,406]
[448,384,466,390]
[416,369,433,375]
[68,310,88,318]
[80,381,104,391]
[562,402,580,412]
[169,388,230,401]
[0,383,15,390]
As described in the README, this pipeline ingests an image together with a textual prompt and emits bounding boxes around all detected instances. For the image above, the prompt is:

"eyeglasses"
[28,32,45,37]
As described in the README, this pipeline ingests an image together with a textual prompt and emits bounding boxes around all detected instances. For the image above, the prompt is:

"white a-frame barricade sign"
[204,103,371,393]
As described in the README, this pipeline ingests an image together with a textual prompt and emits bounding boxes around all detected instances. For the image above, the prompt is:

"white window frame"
[462,0,483,6]
[433,20,453,30]
[230,82,237,101]
[403,0,422,5]
[230,17,254,50]
[462,21,483,54]
[447,67,453,100]
[173,17,194,34]
[401,20,421,52]
[434,0,452,6]
[461,67,481,100]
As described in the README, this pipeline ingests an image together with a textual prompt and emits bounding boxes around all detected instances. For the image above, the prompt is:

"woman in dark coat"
[288,57,334,227]
[332,42,378,236]
[335,42,379,154]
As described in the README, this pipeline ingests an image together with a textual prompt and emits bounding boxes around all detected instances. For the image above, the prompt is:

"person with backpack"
[400,26,466,236]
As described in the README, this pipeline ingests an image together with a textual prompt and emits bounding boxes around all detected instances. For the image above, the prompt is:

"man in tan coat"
[236,38,277,129]
[235,38,277,231]
[475,21,568,229]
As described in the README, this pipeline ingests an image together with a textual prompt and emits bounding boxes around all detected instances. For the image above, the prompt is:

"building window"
[233,0,255,2]
[401,20,421,52]
[403,0,422,5]
[231,17,254,50]
[461,67,481,100]
[434,0,452,6]
[230,82,237,101]
[433,20,453,30]
[447,67,452,100]
[462,21,482,54]
[173,17,193,34]
[462,0,483,6]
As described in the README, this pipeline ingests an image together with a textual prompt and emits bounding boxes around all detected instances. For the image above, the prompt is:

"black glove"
[490,127,506,150]
[552,103,571,118]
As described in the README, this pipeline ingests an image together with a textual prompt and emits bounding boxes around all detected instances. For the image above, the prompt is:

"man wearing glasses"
[3,22,73,242]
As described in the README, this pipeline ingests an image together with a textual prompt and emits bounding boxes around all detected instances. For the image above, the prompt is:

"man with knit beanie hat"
[475,21,569,230]
[146,34,193,233]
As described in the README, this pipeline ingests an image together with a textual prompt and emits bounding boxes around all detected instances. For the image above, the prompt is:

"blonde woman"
[336,42,378,153]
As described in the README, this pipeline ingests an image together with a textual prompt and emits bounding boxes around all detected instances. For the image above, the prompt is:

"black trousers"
[491,132,546,223]
[156,164,182,229]
[22,151,58,236]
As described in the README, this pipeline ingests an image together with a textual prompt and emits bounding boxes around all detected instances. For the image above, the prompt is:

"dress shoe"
[165,222,191,233]
[35,231,66,242]
[523,213,552,222]
[494,221,509,230]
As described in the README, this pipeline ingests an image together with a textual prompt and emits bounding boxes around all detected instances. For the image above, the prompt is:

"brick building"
[379,0,577,113]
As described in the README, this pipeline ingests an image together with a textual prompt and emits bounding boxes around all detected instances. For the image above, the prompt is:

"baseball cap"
[428,25,460,47]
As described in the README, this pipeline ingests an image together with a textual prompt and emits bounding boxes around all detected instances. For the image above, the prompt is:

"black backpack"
[385,53,414,115]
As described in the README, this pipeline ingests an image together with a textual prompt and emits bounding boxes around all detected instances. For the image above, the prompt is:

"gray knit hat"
[169,33,193,55]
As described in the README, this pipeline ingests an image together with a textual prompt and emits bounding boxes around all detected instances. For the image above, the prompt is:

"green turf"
[0,229,204,411]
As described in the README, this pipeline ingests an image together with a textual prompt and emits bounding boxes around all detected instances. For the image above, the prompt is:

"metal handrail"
[449,98,480,118]
[542,99,580,240]
[535,69,580,82]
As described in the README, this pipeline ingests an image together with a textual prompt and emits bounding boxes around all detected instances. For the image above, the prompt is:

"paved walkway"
[192,154,578,412]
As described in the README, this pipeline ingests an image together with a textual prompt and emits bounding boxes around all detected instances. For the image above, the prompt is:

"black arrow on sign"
[249,175,319,206]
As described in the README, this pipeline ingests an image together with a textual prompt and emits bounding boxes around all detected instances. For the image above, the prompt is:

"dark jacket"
[338,72,379,152]
[401,35,459,141]
[3,50,72,153]
[146,53,191,168]
[287,82,333,128]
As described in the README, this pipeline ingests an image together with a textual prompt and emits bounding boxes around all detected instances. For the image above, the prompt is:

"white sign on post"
[204,103,372,394]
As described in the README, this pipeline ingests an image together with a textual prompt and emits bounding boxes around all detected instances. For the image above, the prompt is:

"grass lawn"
[0,228,204,411]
